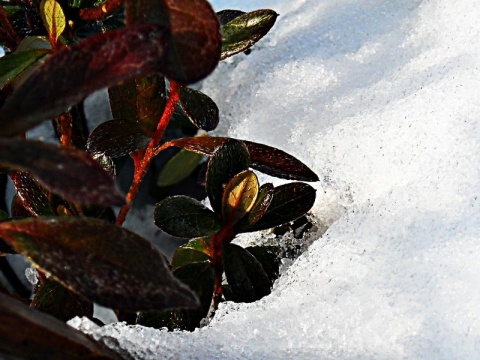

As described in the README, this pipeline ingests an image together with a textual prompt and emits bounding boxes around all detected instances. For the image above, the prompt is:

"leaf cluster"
[0,0,318,356]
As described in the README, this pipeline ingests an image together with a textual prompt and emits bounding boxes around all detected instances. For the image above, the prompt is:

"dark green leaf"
[154,196,221,238]
[0,25,168,136]
[0,217,199,311]
[87,119,151,158]
[222,243,271,302]
[221,170,258,225]
[169,136,319,181]
[237,182,274,231]
[0,292,120,359]
[171,238,211,270]
[206,140,250,213]
[178,87,219,131]
[108,74,166,135]
[0,138,124,206]
[221,9,278,60]
[126,0,221,84]
[0,210,9,220]
[0,49,50,90]
[10,172,56,216]
[156,149,204,187]
[247,183,316,232]
[31,278,93,322]
[245,245,281,284]
[137,261,214,331]
[216,9,245,26]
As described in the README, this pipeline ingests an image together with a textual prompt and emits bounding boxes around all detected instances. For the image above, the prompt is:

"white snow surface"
[70,0,480,358]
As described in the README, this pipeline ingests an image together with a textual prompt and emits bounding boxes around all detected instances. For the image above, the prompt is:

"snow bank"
[70,0,480,358]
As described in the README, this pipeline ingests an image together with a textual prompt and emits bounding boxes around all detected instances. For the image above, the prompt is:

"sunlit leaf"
[87,119,151,158]
[178,87,219,131]
[156,149,204,188]
[154,196,221,238]
[0,138,124,206]
[206,140,250,213]
[237,182,274,231]
[221,9,278,60]
[0,24,168,136]
[222,243,271,303]
[40,0,66,43]
[31,278,93,322]
[168,136,319,181]
[171,237,211,270]
[108,74,166,135]
[10,172,56,216]
[0,217,198,311]
[0,292,120,359]
[246,183,316,232]
[222,170,258,225]
[0,49,50,91]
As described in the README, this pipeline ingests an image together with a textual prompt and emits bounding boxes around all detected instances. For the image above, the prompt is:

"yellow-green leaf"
[40,0,66,43]
[156,149,204,187]
[222,170,259,225]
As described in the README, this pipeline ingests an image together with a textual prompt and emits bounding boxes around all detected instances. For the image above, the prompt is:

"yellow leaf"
[40,0,66,43]
[222,170,259,225]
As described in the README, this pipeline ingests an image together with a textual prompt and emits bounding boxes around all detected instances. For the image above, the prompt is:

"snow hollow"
[70,0,480,358]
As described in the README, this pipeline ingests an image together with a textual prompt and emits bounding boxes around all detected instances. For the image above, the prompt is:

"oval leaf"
[0,24,168,136]
[0,292,120,359]
[0,217,198,311]
[216,9,245,26]
[87,119,151,158]
[179,87,219,131]
[31,278,93,322]
[0,138,124,206]
[0,49,50,91]
[237,182,274,231]
[169,136,319,181]
[222,170,259,225]
[247,182,316,232]
[222,243,271,303]
[40,0,66,43]
[156,149,204,188]
[154,196,221,238]
[221,9,278,60]
[171,237,211,270]
[206,140,250,213]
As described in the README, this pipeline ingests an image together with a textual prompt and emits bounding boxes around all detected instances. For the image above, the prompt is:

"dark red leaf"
[0,292,120,359]
[10,172,56,216]
[178,87,219,131]
[0,217,199,311]
[0,24,168,136]
[0,138,124,206]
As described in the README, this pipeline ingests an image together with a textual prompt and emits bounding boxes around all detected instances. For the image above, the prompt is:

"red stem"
[0,6,21,51]
[116,81,181,226]
[79,0,124,21]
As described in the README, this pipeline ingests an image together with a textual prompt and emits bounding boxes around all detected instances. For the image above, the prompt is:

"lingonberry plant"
[0,0,318,356]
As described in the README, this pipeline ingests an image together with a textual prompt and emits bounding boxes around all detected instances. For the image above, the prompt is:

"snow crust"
[70,0,480,358]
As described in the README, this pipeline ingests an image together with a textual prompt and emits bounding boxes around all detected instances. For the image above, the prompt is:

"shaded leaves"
[178,87,219,131]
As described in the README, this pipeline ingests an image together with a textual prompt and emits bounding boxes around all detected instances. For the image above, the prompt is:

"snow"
[69,0,480,358]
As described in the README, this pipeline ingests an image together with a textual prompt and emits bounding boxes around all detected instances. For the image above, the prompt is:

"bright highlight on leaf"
[222,170,259,225]
[40,0,66,45]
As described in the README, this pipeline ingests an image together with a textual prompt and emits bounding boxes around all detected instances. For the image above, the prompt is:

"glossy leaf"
[222,170,258,225]
[154,196,221,238]
[0,217,198,311]
[178,87,219,131]
[108,74,166,135]
[206,140,250,213]
[247,183,316,232]
[0,24,168,136]
[0,138,124,206]
[221,9,278,60]
[87,119,151,158]
[0,49,49,90]
[169,136,319,181]
[10,172,56,216]
[171,238,211,270]
[156,149,203,187]
[222,243,271,303]
[137,261,214,331]
[216,9,245,26]
[237,182,274,231]
[0,292,120,359]
[40,0,66,43]
[31,278,93,322]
